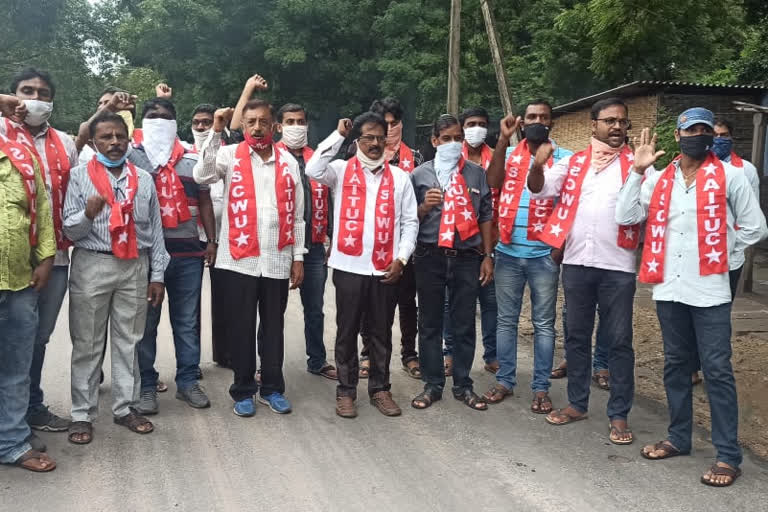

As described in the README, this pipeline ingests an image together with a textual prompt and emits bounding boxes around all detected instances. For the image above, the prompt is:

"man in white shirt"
[194,99,305,418]
[1,69,78,436]
[306,113,418,419]
[617,107,767,488]
[528,98,648,444]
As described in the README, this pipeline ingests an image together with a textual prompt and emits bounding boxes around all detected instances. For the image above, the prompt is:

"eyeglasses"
[359,135,386,144]
[596,118,631,128]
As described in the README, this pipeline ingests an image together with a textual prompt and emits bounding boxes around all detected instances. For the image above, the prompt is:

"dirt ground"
[519,291,768,459]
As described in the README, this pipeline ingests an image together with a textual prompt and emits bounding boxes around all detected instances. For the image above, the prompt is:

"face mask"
[356,146,386,171]
[523,123,550,145]
[244,129,273,151]
[464,126,487,148]
[96,151,127,168]
[712,137,733,160]
[280,125,308,149]
[141,118,178,168]
[679,134,714,160]
[22,99,53,127]
[117,110,134,138]
[193,129,210,150]
[434,141,463,188]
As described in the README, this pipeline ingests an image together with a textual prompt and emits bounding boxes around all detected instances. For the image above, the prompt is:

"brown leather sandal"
[114,411,154,434]
[531,392,553,414]
[545,408,587,425]
[550,361,567,379]
[14,450,56,472]
[483,384,512,404]
[592,372,610,390]
[359,358,370,379]
[701,463,742,487]
[640,440,682,460]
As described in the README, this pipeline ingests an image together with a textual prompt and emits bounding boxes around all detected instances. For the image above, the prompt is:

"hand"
[550,247,564,265]
[0,94,26,123]
[30,258,54,292]
[499,114,521,140]
[245,74,269,92]
[204,242,217,267]
[633,127,665,173]
[147,282,165,307]
[290,261,304,289]
[422,188,443,210]
[214,107,234,132]
[105,92,137,112]
[479,256,494,286]
[85,195,107,220]
[533,141,554,169]
[155,83,172,99]
[337,118,352,138]
[380,259,404,285]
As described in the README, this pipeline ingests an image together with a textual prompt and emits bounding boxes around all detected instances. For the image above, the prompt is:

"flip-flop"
[640,440,682,460]
[609,423,634,445]
[545,408,588,425]
[550,362,567,379]
[592,373,611,391]
[14,450,56,473]
[701,464,742,487]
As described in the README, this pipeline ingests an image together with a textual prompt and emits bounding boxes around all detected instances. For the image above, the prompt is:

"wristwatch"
[483,252,495,260]
[397,256,408,266]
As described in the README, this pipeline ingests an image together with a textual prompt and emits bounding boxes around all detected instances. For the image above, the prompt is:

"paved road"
[2,269,767,512]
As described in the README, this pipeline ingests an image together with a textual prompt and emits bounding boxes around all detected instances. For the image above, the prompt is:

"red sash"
[0,135,39,246]
[276,142,329,243]
[87,157,139,259]
[398,144,415,172]
[438,158,480,247]
[337,157,395,270]
[729,152,743,168]
[538,145,640,249]
[639,153,728,284]
[462,142,493,169]
[497,139,555,244]
[133,129,191,229]
[4,119,71,249]
[228,143,295,259]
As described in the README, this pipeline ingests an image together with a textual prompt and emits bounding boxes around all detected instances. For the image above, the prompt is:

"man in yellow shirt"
[0,94,57,472]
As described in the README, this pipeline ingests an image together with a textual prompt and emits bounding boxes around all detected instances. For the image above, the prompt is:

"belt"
[417,243,482,258]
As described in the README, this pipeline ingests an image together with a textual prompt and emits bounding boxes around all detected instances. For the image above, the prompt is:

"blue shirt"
[496,143,573,259]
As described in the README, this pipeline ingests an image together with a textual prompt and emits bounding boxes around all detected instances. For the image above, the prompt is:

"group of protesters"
[0,66,765,488]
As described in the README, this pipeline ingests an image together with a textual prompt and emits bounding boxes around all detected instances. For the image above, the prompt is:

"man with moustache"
[528,98,650,445]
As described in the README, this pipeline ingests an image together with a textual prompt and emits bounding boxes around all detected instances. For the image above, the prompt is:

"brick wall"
[551,95,658,152]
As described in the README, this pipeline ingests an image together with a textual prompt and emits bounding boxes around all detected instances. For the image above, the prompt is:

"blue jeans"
[656,301,741,468]
[442,280,497,363]
[0,287,38,463]
[300,243,328,373]
[495,252,559,392]
[28,265,68,414]
[562,301,609,372]
[139,256,203,391]
[562,265,635,420]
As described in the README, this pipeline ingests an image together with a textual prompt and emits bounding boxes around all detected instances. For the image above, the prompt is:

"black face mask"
[679,134,714,159]
[523,123,550,145]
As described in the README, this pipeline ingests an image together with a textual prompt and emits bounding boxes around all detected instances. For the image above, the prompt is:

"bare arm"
[230,74,268,130]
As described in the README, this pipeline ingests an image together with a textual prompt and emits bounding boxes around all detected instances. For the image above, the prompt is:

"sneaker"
[136,389,159,415]
[27,406,70,432]
[258,393,292,414]
[26,433,47,452]
[176,383,211,409]
[233,397,255,417]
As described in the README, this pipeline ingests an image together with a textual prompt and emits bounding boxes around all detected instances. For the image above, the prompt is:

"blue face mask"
[712,137,733,161]
[96,151,127,168]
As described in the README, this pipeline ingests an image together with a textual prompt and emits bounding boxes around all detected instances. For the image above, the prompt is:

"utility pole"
[480,0,515,117]
[447,0,461,116]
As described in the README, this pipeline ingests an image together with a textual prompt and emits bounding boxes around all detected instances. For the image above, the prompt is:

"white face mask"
[280,125,308,150]
[192,129,210,151]
[22,99,53,127]
[464,126,487,148]
[141,118,178,168]
[434,141,463,189]
[356,146,386,171]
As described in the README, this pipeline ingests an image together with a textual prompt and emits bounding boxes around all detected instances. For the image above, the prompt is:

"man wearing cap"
[617,107,767,487]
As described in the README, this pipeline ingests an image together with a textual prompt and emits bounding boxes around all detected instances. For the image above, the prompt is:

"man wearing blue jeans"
[484,101,571,412]
[132,98,216,414]
[0,115,57,472]
[619,108,767,487]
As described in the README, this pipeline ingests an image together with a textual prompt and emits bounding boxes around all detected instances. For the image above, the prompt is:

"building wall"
[551,95,658,153]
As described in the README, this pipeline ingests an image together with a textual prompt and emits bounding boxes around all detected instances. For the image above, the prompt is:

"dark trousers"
[333,269,398,399]
[218,269,288,402]
[415,246,481,395]
[360,257,418,364]
[210,267,231,368]
[562,265,635,420]
[656,301,742,468]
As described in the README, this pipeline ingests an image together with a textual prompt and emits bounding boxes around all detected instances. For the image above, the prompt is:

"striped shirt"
[62,162,170,282]
[128,146,207,258]
[496,143,573,259]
